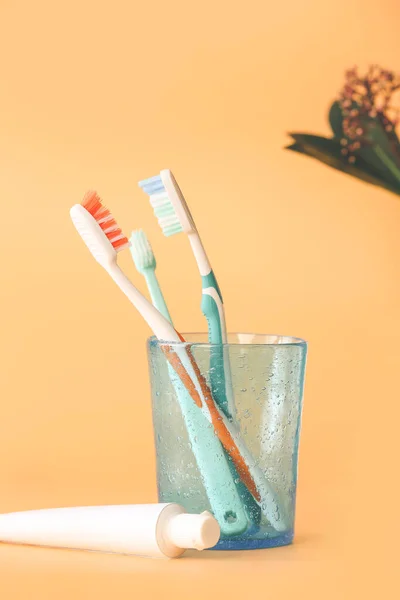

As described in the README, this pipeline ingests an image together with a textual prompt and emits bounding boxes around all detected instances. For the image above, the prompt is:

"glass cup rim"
[148,332,307,348]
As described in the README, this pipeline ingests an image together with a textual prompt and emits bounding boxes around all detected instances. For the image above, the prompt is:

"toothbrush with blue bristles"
[129,229,249,537]
[138,170,234,420]
[137,172,262,527]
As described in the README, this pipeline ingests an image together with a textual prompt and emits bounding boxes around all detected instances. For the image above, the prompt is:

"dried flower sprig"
[286,65,400,196]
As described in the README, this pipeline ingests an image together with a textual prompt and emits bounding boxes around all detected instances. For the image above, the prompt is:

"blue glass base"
[211,530,294,551]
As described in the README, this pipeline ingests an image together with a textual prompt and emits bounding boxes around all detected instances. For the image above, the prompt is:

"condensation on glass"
[148,333,307,550]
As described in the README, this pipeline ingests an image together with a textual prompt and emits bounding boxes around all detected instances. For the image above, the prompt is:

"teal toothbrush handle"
[201,271,232,417]
[201,271,262,526]
[145,267,248,536]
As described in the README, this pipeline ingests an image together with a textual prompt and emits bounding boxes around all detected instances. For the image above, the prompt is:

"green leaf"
[328,102,400,182]
[328,100,400,182]
[289,133,342,156]
[361,116,400,153]
[328,102,344,139]
[356,124,400,183]
[286,133,400,196]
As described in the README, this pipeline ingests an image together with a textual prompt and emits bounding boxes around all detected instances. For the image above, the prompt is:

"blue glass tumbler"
[148,333,307,550]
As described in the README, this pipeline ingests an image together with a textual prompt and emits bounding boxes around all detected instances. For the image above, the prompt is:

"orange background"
[0,0,399,597]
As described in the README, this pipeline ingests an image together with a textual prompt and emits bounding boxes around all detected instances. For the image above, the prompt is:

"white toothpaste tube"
[0,503,220,558]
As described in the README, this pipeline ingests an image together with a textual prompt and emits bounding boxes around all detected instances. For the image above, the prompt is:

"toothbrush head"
[70,191,130,269]
[130,229,156,273]
[138,169,196,237]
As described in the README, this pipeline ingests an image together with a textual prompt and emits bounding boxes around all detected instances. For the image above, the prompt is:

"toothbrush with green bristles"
[130,230,172,323]
[129,229,249,537]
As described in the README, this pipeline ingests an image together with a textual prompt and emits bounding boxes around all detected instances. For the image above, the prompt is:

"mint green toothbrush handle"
[144,270,172,323]
[167,365,248,536]
[146,269,248,535]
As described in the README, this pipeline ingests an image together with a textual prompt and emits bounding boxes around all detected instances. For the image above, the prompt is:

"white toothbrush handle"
[108,265,180,343]
[108,264,285,531]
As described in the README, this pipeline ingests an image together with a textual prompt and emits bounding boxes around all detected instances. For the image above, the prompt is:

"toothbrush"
[130,229,248,535]
[138,170,234,419]
[130,230,173,323]
[70,191,286,532]
[130,229,261,527]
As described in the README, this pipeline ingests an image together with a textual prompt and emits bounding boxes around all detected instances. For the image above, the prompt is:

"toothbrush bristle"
[138,175,166,196]
[130,229,156,272]
[82,191,130,252]
[139,177,183,237]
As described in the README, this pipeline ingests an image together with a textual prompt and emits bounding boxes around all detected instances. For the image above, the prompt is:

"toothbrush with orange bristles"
[70,191,286,532]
